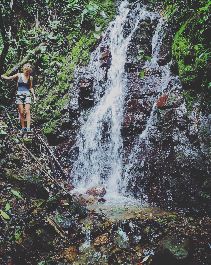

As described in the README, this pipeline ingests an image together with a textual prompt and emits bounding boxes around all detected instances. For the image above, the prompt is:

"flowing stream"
[71,1,171,201]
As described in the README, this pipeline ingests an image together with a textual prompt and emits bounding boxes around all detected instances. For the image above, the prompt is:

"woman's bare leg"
[25,103,31,129]
[18,104,25,128]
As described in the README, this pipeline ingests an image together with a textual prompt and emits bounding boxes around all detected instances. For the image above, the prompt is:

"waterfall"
[71,1,155,198]
[151,17,166,63]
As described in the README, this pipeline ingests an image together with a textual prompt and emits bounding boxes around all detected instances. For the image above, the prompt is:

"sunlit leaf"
[14,228,22,243]
[11,189,23,199]
[86,4,98,12]
[0,210,10,220]
[142,255,150,262]
[38,261,46,265]
[5,203,11,211]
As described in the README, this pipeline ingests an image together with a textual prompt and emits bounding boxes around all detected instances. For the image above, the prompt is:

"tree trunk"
[0,7,10,74]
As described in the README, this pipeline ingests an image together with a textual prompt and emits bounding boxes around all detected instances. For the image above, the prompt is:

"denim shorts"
[16,92,31,105]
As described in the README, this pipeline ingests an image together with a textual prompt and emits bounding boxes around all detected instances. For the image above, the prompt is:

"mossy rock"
[151,237,191,265]
[163,239,189,260]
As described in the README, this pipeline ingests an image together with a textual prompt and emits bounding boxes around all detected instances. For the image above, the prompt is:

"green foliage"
[14,227,23,243]
[32,0,115,137]
[140,1,211,111]
[38,262,48,265]
[0,35,3,51]
[199,191,211,200]
[54,211,64,223]
[164,4,177,19]
[33,49,70,136]
[163,0,211,109]
[0,0,115,120]
[164,240,188,259]
[0,202,12,221]
[138,49,152,62]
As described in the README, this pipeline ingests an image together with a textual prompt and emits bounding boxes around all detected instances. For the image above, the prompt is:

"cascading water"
[71,1,156,198]
[151,17,166,63]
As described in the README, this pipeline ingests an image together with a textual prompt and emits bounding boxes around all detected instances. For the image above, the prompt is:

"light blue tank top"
[17,74,30,94]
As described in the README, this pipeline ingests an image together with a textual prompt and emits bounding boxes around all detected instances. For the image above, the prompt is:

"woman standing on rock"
[1,63,36,133]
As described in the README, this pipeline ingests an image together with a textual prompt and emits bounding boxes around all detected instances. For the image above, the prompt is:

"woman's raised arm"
[1,73,19,80]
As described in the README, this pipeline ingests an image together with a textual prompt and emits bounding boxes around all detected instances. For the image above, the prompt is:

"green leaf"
[86,4,98,12]
[5,203,11,211]
[38,261,46,265]
[0,210,10,220]
[14,228,22,242]
[0,129,7,135]
[11,189,23,199]
[139,70,145,79]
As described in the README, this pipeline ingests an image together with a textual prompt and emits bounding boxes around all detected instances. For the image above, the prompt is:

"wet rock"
[157,23,173,65]
[23,181,49,200]
[156,94,169,109]
[151,237,191,265]
[77,193,98,205]
[94,233,109,247]
[202,179,211,194]
[124,62,141,73]
[208,114,211,134]
[62,246,78,263]
[126,17,157,65]
[113,228,129,249]
[157,53,171,66]
[4,170,49,200]
[98,197,106,203]
[73,193,87,206]
[78,78,94,109]
[170,60,179,75]
[86,187,106,197]
[57,214,78,231]
[69,200,88,218]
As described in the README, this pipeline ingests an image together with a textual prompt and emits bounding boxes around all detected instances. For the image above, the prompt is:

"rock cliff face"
[56,0,211,212]
[120,8,211,211]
